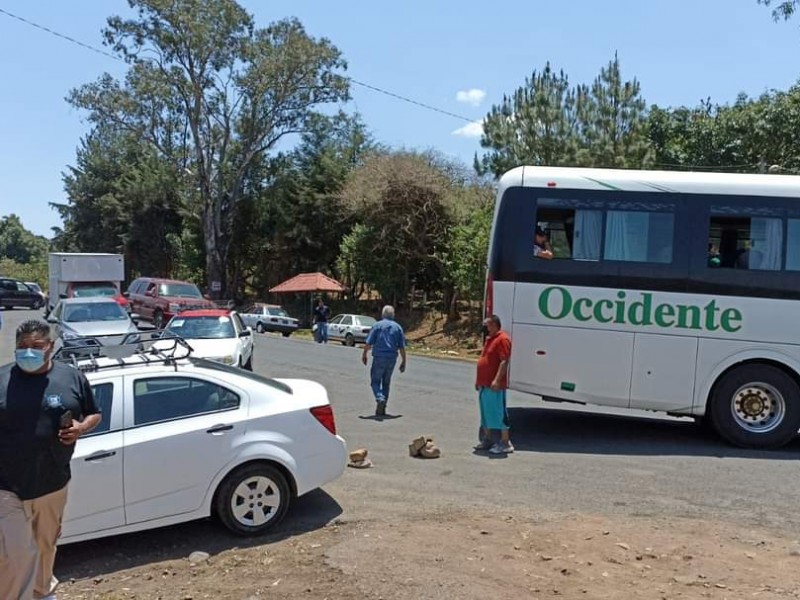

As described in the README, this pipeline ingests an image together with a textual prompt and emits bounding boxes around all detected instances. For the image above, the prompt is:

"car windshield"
[267,307,288,317]
[357,316,376,326]
[64,302,128,322]
[164,315,235,339]
[159,283,202,298]
[73,284,116,298]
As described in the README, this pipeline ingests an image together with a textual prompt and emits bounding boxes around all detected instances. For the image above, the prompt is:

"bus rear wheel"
[710,364,800,449]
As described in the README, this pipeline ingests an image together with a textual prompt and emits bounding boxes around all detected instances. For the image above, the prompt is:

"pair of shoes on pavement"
[488,441,514,455]
[375,401,386,416]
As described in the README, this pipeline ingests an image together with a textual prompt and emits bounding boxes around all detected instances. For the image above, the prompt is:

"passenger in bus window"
[534,226,554,260]
[708,244,721,268]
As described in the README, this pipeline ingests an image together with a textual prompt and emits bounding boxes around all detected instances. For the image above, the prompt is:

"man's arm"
[361,343,371,366]
[399,348,407,373]
[58,413,101,445]
[491,360,508,391]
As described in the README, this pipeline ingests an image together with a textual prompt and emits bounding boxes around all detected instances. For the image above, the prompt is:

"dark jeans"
[370,356,397,403]
[315,322,328,343]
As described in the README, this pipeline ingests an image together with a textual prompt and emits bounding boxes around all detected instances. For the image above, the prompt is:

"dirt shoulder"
[57,509,800,600]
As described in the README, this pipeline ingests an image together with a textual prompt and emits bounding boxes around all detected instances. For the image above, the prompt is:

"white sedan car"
[59,346,347,544]
[158,309,254,370]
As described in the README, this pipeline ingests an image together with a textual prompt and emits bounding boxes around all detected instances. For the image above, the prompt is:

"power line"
[0,7,121,62]
[349,79,472,122]
[0,7,474,123]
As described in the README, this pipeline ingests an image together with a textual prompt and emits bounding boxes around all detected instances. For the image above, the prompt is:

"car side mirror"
[150,332,161,339]
[130,313,140,324]
[59,293,67,299]
[239,329,252,337]
[46,316,58,324]
[123,291,130,298]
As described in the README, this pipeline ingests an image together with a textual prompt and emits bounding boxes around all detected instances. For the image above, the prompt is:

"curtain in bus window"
[572,210,602,260]
[749,217,782,271]
[786,219,800,271]
[604,211,648,261]
[604,211,674,263]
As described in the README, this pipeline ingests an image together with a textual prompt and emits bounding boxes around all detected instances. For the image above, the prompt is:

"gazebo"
[269,272,345,326]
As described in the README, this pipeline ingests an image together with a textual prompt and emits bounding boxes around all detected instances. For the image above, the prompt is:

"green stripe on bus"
[583,177,621,191]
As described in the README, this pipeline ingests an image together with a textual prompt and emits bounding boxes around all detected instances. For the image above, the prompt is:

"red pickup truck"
[125,277,216,329]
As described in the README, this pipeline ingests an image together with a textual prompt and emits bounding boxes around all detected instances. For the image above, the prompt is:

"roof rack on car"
[53,332,195,373]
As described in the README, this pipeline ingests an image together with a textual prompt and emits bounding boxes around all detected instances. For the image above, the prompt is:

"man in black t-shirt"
[313,298,331,344]
[0,320,101,600]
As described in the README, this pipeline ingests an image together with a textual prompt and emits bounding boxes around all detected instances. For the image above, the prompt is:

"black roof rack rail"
[53,334,195,373]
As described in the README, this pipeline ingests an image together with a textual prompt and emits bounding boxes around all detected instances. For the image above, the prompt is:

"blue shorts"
[478,387,509,430]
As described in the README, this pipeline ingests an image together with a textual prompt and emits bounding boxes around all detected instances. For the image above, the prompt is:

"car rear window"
[189,358,293,394]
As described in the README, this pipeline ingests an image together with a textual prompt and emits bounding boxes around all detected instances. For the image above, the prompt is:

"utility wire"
[0,7,474,123]
[0,7,121,62]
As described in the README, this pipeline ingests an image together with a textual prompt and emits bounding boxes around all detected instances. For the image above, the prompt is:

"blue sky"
[1,1,799,237]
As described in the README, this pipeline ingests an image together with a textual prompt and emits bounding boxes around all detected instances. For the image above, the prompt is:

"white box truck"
[48,253,127,313]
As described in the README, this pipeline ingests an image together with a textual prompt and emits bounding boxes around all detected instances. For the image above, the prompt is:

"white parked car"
[58,342,347,544]
[158,309,254,370]
[241,303,299,337]
[327,314,376,346]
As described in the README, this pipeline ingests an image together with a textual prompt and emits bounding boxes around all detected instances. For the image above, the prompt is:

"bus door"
[510,284,635,409]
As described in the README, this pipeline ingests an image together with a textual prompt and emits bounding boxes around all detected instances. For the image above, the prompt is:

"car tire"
[709,363,800,449]
[215,463,291,536]
[281,332,291,338]
[345,333,355,347]
[31,299,41,310]
[256,322,265,334]
[153,310,164,330]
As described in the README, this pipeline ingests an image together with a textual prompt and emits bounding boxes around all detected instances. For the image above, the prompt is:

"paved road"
[2,308,800,536]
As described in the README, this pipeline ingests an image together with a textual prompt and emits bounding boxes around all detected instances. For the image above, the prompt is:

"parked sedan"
[47,297,141,346]
[327,314,376,346]
[159,309,254,370]
[58,348,347,544]
[241,303,299,336]
[0,277,43,309]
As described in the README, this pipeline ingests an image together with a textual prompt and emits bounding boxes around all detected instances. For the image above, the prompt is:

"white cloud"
[452,120,484,138]
[455,88,486,107]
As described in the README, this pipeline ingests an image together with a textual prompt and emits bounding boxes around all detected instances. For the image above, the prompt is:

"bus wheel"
[710,364,800,449]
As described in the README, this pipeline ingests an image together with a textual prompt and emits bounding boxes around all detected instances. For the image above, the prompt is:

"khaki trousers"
[0,486,68,600]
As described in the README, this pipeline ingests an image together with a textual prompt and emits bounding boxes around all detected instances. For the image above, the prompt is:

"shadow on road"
[55,488,343,580]
[507,407,800,459]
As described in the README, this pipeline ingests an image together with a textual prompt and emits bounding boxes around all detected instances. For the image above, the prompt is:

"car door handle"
[84,451,116,462]
[206,424,233,434]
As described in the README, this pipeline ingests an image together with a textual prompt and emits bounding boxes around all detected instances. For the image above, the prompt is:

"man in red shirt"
[475,315,513,455]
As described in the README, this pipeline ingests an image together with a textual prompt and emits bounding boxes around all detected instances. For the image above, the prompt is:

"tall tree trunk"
[203,204,226,300]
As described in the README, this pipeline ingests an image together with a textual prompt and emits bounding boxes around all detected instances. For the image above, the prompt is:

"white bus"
[487,166,800,449]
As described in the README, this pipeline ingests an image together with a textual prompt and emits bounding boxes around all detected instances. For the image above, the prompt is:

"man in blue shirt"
[361,305,406,416]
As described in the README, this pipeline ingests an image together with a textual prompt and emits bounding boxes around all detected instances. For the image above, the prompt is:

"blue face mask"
[15,348,46,373]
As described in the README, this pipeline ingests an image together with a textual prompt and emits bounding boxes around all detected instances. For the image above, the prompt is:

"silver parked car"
[47,297,141,347]
[327,314,376,346]
[241,303,299,336]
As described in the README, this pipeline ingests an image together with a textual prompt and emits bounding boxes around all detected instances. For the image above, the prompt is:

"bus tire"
[709,364,800,449]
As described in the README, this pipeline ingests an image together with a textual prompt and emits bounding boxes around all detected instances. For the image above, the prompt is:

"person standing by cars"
[361,305,406,416]
[0,320,101,600]
[474,315,514,455]
[313,298,331,344]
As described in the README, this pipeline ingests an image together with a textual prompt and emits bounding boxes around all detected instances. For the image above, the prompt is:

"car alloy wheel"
[216,463,291,535]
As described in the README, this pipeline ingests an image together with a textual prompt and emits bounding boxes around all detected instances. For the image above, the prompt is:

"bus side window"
[535,200,602,260]
[709,214,782,271]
